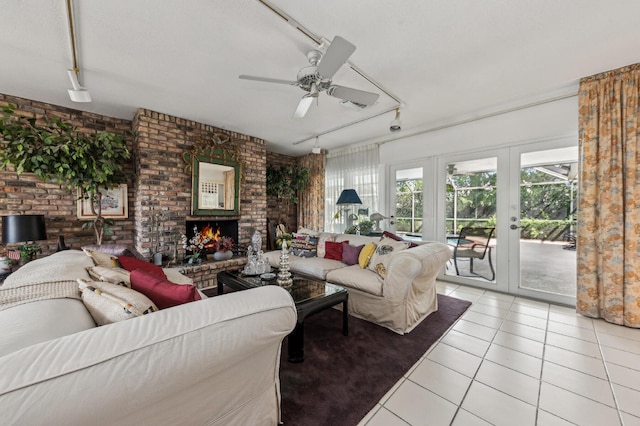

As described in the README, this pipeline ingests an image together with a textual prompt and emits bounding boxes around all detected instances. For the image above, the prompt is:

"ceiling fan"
[239,36,380,118]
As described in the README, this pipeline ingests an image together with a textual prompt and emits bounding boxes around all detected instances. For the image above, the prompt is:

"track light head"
[390,108,401,132]
[312,136,321,154]
[67,69,92,103]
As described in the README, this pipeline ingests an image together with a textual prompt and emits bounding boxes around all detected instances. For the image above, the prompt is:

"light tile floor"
[358,281,640,426]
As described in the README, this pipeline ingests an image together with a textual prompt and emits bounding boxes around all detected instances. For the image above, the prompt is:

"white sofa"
[264,233,451,334]
[0,250,296,425]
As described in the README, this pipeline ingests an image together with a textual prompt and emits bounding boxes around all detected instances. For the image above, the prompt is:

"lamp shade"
[336,189,362,205]
[2,215,47,244]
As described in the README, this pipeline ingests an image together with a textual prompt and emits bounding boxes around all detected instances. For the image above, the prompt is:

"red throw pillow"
[130,269,201,309]
[118,256,167,279]
[325,240,348,260]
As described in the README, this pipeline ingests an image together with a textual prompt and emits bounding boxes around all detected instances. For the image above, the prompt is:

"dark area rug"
[279,294,472,426]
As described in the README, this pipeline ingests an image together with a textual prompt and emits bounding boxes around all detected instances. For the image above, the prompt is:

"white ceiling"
[2,0,640,156]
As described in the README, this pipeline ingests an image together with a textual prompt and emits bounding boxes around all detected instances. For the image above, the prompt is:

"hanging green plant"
[266,164,310,204]
[0,103,131,245]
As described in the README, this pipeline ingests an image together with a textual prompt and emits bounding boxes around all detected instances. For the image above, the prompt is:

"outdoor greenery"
[395,178,423,233]
[0,103,131,245]
[444,167,577,240]
[266,164,310,204]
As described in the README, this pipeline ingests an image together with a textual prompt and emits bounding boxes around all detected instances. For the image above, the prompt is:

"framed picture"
[77,184,129,219]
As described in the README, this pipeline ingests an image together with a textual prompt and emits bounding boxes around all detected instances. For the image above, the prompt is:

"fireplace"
[185,219,239,255]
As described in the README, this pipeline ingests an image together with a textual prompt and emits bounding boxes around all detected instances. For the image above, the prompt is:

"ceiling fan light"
[293,95,314,118]
[309,82,319,97]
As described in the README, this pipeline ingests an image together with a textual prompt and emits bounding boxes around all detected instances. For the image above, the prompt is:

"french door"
[435,139,577,305]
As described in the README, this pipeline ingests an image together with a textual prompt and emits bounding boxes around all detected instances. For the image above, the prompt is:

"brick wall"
[132,108,267,259]
[0,94,135,254]
[1,93,322,265]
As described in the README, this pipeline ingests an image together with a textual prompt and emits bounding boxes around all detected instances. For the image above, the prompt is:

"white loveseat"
[264,233,451,334]
[0,250,296,425]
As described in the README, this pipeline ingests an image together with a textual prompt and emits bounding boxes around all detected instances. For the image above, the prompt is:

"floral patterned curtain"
[297,152,326,231]
[577,63,640,327]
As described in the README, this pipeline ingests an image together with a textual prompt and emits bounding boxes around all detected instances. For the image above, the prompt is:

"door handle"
[510,224,520,230]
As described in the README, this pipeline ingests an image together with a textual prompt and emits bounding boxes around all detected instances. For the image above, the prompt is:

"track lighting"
[67,69,92,103]
[66,0,91,103]
[312,136,321,154]
[390,108,402,132]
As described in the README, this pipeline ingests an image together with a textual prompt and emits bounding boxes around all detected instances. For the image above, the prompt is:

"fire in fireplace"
[185,220,238,255]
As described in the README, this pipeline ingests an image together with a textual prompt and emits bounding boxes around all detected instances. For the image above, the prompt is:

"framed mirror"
[184,144,242,216]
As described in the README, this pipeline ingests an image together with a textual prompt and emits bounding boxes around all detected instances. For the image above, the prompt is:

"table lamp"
[2,214,47,263]
[336,189,362,230]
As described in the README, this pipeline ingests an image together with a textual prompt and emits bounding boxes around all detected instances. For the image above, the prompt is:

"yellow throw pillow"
[358,242,377,269]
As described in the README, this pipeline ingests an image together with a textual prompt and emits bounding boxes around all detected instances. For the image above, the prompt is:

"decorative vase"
[153,252,163,266]
[251,230,262,252]
[276,240,292,289]
[213,250,233,261]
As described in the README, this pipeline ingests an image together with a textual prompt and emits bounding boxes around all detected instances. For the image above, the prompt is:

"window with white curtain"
[324,144,379,232]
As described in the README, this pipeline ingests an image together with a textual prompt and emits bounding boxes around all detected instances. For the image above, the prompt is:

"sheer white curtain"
[325,144,379,232]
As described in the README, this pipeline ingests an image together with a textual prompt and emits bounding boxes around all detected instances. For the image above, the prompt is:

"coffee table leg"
[342,299,349,336]
[217,281,224,295]
[288,322,304,363]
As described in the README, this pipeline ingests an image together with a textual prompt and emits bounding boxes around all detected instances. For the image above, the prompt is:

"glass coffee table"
[217,269,349,363]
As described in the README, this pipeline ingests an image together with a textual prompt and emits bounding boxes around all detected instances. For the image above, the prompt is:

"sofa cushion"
[83,248,120,268]
[334,233,380,247]
[118,256,167,279]
[325,240,347,261]
[2,250,94,288]
[342,243,364,266]
[81,244,145,259]
[368,236,410,278]
[130,270,201,309]
[78,279,159,326]
[326,265,383,297]
[358,242,377,268]
[0,299,97,357]
[263,250,346,280]
[87,265,131,287]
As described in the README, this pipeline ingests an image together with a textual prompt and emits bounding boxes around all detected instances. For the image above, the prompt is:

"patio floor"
[445,239,576,297]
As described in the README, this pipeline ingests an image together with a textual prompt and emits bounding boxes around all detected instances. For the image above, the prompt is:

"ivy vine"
[266,164,310,204]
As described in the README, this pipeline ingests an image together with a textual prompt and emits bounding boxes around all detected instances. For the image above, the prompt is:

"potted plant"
[0,104,131,245]
[17,242,42,265]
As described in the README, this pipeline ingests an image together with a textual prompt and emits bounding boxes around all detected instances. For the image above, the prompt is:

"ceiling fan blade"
[327,85,380,106]
[239,75,298,86]
[316,36,356,79]
[293,95,314,119]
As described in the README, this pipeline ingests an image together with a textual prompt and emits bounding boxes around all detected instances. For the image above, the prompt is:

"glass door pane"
[517,148,577,298]
[444,157,498,283]
[394,167,423,239]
